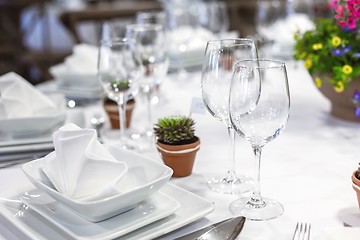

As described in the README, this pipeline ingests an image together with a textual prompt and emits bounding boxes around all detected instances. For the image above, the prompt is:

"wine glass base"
[207,175,254,194]
[229,197,284,221]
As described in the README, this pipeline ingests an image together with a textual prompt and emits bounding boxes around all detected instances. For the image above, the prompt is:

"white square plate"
[0,183,214,240]
[20,187,180,240]
[22,146,173,222]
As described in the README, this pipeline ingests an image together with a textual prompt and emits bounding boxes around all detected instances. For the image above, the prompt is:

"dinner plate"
[0,183,214,240]
[22,146,173,222]
[20,187,180,240]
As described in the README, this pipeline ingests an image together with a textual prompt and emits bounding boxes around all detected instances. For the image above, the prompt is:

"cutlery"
[292,222,311,240]
[175,216,245,240]
[90,114,105,143]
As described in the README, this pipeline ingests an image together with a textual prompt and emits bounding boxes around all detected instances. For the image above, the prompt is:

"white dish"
[22,146,173,222]
[50,64,99,88]
[21,187,180,240]
[0,183,214,240]
[0,113,66,137]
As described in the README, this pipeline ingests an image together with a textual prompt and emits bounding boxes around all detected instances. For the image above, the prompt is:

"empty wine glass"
[201,39,257,194]
[126,23,168,146]
[135,11,169,105]
[229,59,290,220]
[97,38,139,149]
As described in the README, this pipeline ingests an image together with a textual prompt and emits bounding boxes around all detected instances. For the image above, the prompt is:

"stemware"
[201,39,257,194]
[135,11,169,105]
[126,23,168,146]
[97,38,139,149]
[229,59,290,220]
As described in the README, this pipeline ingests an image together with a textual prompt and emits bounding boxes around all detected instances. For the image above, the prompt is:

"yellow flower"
[312,43,323,50]
[331,36,341,47]
[342,65,353,75]
[334,82,344,93]
[304,59,312,69]
[315,77,322,88]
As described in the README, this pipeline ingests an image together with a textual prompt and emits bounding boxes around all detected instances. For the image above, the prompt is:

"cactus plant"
[154,115,196,145]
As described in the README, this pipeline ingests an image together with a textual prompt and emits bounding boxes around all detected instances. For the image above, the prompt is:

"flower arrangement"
[293,0,360,93]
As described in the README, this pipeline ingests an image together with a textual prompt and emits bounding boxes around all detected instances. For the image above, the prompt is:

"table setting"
[1,0,360,239]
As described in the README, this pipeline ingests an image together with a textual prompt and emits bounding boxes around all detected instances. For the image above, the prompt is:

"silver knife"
[175,216,246,240]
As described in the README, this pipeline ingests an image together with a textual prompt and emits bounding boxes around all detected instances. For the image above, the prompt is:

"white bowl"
[22,146,173,222]
[0,94,66,137]
[49,64,99,88]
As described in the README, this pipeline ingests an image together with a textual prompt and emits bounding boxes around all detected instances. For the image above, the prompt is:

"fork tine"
[292,222,311,240]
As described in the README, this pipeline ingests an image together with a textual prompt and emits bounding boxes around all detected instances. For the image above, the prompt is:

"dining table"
[0,60,359,240]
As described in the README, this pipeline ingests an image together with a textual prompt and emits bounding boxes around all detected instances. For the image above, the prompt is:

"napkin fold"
[0,72,58,118]
[62,43,98,75]
[42,123,128,201]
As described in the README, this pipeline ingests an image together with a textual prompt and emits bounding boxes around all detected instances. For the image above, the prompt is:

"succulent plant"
[154,115,196,145]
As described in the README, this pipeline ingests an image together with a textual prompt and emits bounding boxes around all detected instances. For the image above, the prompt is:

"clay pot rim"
[352,170,360,185]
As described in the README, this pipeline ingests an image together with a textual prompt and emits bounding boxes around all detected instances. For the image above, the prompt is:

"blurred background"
[0,0,330,85]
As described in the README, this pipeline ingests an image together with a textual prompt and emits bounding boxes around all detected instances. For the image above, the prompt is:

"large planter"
[103,99,135,129]
[156,137,200,177]
[313,74,360,123]
[351,170,360,208]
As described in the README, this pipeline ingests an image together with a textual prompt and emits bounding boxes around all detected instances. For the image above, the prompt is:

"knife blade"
[175,216,246,240]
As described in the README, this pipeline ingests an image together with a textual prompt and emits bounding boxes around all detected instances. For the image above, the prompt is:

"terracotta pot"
[156,137,200,177]
[351,170,360,208]
[103,99,135,129]
[313,74,360,123]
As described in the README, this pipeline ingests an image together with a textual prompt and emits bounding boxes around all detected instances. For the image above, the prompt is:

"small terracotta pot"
[351,170,360,208]
[103,99,135,129]
[156,137,200,177]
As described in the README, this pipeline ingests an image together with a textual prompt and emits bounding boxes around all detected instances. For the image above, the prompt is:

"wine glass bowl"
[97,38,139,148]
[229,59,290,220]
[125,23,168,145]
[201,39,257,194]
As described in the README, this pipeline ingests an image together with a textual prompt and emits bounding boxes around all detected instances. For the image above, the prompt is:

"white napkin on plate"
[63,44,98,75]
[42,123,128,201]
[0,72,58,118]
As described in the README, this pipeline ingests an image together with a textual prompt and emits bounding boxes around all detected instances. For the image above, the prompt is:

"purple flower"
[331,45,352,56]
[353,90,360,102]
[353,52,360,58]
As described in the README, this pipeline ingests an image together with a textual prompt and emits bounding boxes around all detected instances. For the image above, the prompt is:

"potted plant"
[293,0,360,122]
[103,80,136,129]
[154,115,200,177]
[352,164,360,208]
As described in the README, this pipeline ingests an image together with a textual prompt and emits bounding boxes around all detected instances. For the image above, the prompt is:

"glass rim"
[206,38,255,45]
[136,10,166,18]
[126,23,163,31]
[233,59,285,69]
[99,37,128,46]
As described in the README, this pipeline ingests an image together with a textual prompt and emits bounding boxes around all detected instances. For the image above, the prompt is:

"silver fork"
[292,222,311,240]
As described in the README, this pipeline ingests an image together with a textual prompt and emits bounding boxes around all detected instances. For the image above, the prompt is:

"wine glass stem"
[251,146,263,204]
[145,90,153,134]
[117,99,127,145]
[227,126,237,177]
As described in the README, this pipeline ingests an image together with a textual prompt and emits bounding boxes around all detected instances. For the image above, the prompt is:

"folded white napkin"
[42,123,128,201]
[0,72,58,119]
[63,44,98,75]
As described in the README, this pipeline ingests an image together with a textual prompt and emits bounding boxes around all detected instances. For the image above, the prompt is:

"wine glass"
[197,1,229,36]
[201,39,257,194]
[97,38,139,149]
[135,11,169,105]
[229,59,290,220]
[125,23,168,146]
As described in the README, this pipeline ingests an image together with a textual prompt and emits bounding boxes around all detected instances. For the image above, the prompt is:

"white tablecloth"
[0,61,359,239]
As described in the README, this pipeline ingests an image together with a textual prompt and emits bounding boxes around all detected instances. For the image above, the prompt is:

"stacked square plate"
[0,146,214,239]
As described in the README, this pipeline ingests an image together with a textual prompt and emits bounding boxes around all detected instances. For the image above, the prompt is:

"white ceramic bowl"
[0,94,66,137]
[22,146,173,222]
